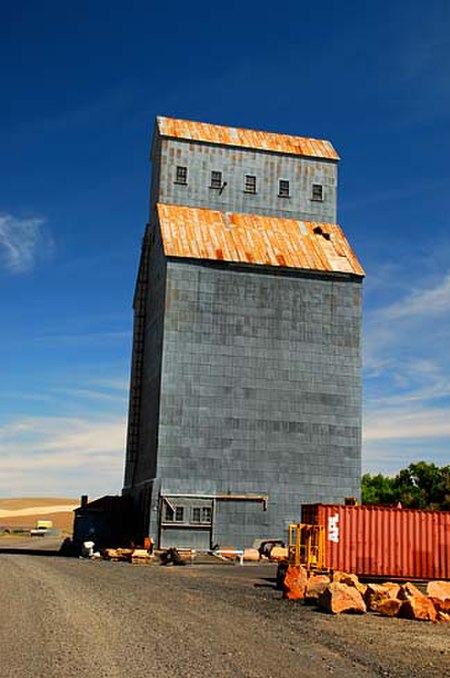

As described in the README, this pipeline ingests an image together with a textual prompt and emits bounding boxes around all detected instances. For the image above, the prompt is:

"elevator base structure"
[124,479,361,551]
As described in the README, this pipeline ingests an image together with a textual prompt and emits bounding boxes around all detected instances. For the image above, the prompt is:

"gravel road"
[0,551,448,677]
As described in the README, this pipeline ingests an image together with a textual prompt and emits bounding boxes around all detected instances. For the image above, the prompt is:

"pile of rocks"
[282,566,450,622]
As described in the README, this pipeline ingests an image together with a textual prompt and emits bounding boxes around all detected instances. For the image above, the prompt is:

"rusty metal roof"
[157,204,364,277]
[157,116,339,161]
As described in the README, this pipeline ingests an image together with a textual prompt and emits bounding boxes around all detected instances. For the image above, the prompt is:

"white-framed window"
[163,500,185,523]
[164,504,174,522]
[192,506,212,524]
[175,165,188,185]
[312,183,324,201]
[244,174,257,193]
[201,507,212,523]
[278,179,290,198]
[210,170,222,189]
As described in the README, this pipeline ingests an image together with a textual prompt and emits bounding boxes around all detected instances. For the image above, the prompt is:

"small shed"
[73,495,132,548]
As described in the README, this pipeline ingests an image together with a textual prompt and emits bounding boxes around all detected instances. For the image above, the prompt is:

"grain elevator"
[123,117,364,549]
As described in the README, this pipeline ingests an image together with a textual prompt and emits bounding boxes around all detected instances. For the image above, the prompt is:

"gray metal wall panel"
[160,527,211,550]
[156,138,337,222]
[155,260,362,547]
[213,501,270,549]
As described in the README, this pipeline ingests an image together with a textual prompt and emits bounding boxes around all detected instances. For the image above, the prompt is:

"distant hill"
[0,498,79,532]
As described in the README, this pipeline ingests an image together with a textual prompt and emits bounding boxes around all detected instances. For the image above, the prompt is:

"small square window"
[312,184,323,201]
[164,505,174,522]
[244,175,257,193]
[210,170,222,189]
[175,507,184,522]
[175,165,187,185]
[278,179,290,198]
[192,507,201,523]
[201,507,212,523]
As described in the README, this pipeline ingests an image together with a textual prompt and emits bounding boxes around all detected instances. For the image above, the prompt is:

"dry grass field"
[0,498,78,531]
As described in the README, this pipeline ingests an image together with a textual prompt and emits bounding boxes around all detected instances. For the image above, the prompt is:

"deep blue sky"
[1,0,449,497]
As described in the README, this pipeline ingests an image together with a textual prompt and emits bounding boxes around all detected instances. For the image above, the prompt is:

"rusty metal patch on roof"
[157,204,364,277]
[157,116,339,161]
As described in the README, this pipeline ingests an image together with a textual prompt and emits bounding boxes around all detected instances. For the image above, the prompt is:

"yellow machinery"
[287,523,329,575]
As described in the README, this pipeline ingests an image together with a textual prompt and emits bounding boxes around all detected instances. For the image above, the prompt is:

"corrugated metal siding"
[302,504,450,580]
[157,204,364,276]
[157,116,339,161]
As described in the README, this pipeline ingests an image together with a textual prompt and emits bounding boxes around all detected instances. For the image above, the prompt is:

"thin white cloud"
[0,213,53,273]
[0,415,126,496]
[364,405,450,442]
[382,272,450,320]
[363,438,449,475]
[86,377,129,392]
[363,266,450,472]
[364,270,450,371]
[51,387,128,404]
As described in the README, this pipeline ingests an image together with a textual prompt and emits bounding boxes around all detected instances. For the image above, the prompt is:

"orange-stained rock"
[375,598,403,617]
[282,565,308,600]
[270,546,289,561]
[332,571,349,583]
[399,597,437,622]
[426,582,450,616]
[304,575,331,604]
[436,611,450,622]
[365,582,401,611]
[398,582,424,601]
[427,581,450,600]
[428,596,450,614]
[318,582,367,615]
[333,572,367,597]
[243,548,260,562]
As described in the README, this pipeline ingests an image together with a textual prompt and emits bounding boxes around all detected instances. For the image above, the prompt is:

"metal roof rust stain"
[157,116,339,161]
[157,204,365,277]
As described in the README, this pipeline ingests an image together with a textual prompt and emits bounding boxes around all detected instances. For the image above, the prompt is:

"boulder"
[428,597,450,614]
[318,582,367,615]
[332,570,349,583]
[304,575,331,604]
[375,598,403,617]
[243,548,260,562]
[270,546,289,562]
[282,565,308,601]
[365,582,401,611]
[426,582,450,614]
[427,581,450,600]
[398,582,423,601]
[333,571,367,597]
[436,611,450,623]
[399,597,437,622]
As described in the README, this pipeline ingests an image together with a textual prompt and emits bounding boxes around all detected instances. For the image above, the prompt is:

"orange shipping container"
[301,504,450,581]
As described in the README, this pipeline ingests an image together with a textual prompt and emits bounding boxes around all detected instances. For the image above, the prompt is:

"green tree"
[362,462,450,510]
[361,472,396,505]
